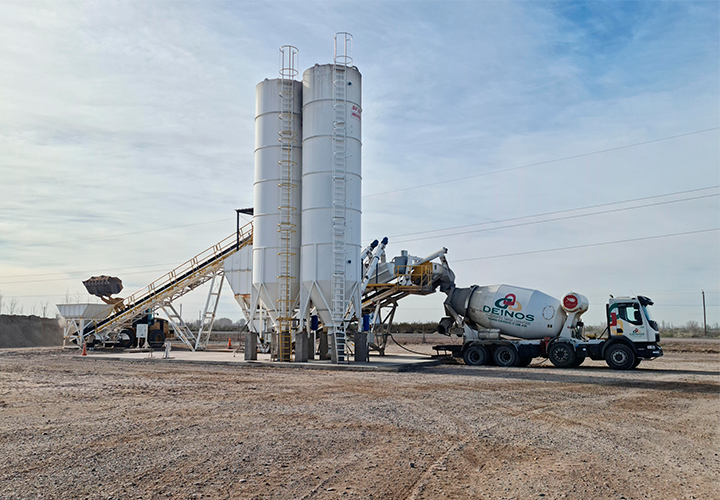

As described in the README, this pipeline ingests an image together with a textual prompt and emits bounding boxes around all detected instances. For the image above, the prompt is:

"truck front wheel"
[463,345,488,366]
[148,330,165,349]
[605,344,635,370]
[548,342,576,368]
[493,345,519,367]
[119,329,135,349]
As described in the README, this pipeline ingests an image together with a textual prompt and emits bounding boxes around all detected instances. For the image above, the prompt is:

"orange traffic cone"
[81,342,87,356]
[227,338,232,349]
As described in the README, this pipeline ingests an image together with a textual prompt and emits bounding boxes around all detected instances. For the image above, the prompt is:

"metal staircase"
[331,33,352,363]
[161,303,197,348]
[194,270,225,350]
[85,222,253,350]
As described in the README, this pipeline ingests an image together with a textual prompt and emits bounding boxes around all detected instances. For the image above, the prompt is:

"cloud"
[0,1,717,327]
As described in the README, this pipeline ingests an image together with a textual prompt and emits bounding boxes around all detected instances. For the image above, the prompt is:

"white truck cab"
[608,295,659,343]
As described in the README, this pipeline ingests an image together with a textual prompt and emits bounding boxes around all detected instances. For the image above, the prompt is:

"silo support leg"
[244,332,257,361]
[295,332,308,362]
[319,331,330,360]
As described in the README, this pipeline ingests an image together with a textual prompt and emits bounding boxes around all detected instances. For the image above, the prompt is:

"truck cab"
[608,295,659,343]
[598,295,662,368]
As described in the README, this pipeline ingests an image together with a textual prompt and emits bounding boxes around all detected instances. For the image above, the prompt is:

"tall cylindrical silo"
[253,77,302,329]
[300,62,362,337]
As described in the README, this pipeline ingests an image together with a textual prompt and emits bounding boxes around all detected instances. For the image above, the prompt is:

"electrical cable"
[363,127,719,198]
[0,261,184,280]
[452,227,720,262]
[385,185,719,241]
[3,227,717,285]
[0,218,229,250]
[392,192,719,244]
[0,266,180,285]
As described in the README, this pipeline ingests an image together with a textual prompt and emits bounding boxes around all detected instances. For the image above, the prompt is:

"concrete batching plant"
[55,33,662,372]
[246,33,362,363]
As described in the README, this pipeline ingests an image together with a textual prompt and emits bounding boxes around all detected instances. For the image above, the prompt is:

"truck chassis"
[434,334,663,370]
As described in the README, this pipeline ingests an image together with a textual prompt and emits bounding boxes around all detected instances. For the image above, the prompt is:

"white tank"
[451,285,588,339]
[300,63,362,325]
[253,78,303,322]
[223,244,253,307]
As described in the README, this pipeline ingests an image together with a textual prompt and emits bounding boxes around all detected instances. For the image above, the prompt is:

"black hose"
[387,333,432,357]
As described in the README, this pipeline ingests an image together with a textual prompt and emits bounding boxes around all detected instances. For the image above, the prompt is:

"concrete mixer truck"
[434,284,662,370]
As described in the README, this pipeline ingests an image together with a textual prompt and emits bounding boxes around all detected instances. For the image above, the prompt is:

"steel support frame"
[195,269,225,350]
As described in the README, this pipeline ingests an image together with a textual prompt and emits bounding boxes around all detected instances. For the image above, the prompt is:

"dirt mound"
[0,315,63,348]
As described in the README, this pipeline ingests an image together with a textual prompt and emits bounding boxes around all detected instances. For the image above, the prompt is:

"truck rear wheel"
[463,345,488,366]
[493,345,519,367]
[517,356,532,367]
[605,343,635,370]
[548,342,576,368]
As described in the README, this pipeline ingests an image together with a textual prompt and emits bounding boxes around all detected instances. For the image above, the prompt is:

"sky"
[0,0,718,328]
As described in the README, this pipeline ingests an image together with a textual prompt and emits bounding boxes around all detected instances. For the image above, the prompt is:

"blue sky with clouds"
[0,1,718,326]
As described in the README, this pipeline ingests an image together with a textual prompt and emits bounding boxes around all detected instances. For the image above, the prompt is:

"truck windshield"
[641,304,658,331]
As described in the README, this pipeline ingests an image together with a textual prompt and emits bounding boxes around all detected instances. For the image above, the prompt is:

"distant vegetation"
[395,321,720,339]
[112,317,720,339]
[656,321,720,338]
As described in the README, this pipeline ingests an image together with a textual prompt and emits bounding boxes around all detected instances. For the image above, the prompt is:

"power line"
[386,185,719,240]
[0,261,183,280]
[363,127,720,198]
[0,218,228,250]
[0,266,176,285]
[452,228,719,262]
[392,192,719,244]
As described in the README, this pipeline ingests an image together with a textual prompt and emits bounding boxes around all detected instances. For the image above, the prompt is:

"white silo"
[253,46,302,361]
[300,33,361,363]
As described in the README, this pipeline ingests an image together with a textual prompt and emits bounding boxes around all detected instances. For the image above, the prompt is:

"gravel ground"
[0,339,718,500]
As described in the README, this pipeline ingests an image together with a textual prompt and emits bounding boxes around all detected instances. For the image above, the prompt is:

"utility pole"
[702,290,707,338]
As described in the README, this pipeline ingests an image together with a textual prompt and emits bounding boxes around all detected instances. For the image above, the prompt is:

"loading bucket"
[83,276,123,297]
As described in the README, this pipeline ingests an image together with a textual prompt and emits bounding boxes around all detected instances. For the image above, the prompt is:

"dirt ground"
[0,339,718,500]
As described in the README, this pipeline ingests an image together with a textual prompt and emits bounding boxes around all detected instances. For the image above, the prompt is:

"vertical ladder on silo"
[331,35,350,363]
[277,46,299,362]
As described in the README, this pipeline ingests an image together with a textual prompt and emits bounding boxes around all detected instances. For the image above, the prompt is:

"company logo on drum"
[484,293,535,322]
[494,293,522,311]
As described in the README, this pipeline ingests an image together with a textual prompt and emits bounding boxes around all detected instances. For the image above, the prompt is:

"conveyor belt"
[86,223,253,337]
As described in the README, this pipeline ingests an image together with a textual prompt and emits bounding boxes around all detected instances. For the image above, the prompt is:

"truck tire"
[119,329,135,349]
[548,342,576,368]
[571,356,586,368]
[463,345,488,366]
[605,343,635,370]
[517,356,532,367]
[493,345,519,367]
[632,358,642,369]
[148,330,165,349]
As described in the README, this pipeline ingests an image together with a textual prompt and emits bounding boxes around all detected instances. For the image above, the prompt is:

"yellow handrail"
[90,221,253,327]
